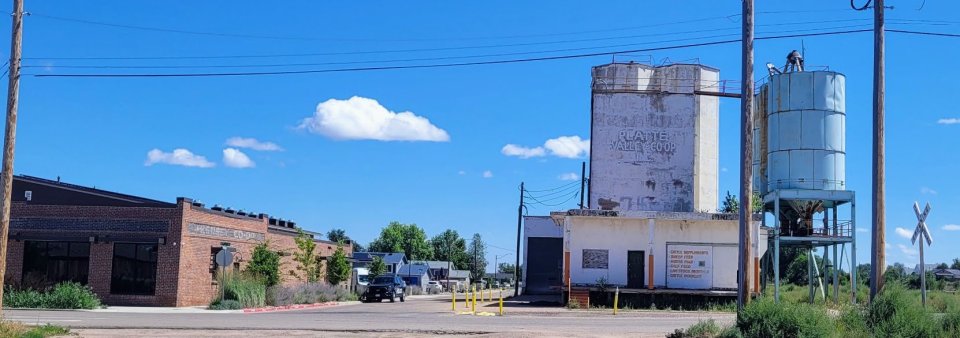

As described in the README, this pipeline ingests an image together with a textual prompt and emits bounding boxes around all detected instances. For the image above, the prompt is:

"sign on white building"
[666,244,713,289]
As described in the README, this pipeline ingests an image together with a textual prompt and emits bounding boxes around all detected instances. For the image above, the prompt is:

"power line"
[27,24,883,71]
[27,9,854,43]
[527,192,580,207]
[27,19,881,62]
[522,180,580,193]
[524,184,581,200]
[887,29,960,38]
[31,29,875,78]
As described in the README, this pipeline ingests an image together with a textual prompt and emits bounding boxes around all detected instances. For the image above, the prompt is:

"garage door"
[525,237,562,295]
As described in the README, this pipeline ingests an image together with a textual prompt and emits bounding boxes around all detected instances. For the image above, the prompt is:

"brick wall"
[176,204,268,307]
[6,201,181,306]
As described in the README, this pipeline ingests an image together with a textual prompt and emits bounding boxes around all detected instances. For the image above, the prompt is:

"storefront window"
[111,243,158,295]
[22,241,90,287]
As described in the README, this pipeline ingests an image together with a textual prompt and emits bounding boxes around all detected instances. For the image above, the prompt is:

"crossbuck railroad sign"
[912,202,933,246]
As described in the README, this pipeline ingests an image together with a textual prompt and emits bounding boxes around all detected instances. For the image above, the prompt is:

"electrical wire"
[31,29,875,78]
[522,180,581,193]
[26,23,891,71]
[27,19,878,62]
[27,10,855,43]
[524,184,581,200]
[526,189,581,205]
[527,192,580,207]
[887,29,960,38]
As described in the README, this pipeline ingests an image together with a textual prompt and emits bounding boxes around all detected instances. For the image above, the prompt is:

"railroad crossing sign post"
[912,202,933,308]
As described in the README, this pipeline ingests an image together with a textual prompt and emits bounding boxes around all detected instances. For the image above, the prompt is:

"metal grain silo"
[765,71,845,192]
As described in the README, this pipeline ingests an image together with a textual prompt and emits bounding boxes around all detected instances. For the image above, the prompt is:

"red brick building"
[6,175,351,307]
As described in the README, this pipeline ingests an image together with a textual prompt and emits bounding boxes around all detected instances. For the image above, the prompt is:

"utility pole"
[514,182,523,296]
[578,162,586,209]
[0,0,25,315]
[737,0,754,313]
[869,0,886,303]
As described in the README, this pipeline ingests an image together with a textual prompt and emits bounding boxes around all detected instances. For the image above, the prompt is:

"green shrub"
[737,298,833,338]
[866,283,942,337]
[3,282,101,309]
[208,299,243,310]
[943,309,960,336]
[4,288,45,308]
[43,282,102,309]
[245,241,281,287]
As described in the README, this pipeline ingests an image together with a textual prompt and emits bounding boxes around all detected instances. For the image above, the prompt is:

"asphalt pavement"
[5,293,735,337]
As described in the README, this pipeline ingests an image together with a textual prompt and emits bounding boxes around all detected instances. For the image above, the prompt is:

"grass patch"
[0,321,69,338]
[209,271,266,309]
[4,282,101,309]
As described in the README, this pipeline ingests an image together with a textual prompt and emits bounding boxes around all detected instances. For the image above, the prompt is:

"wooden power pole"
[514,182,523,296]
[870,0,886,302]
[737,0,754,312]
[0,0,25,315]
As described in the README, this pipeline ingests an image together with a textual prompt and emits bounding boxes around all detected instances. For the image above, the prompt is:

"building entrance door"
[627,251,645,288]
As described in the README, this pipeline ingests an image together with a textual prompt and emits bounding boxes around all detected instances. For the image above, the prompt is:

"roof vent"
[237,210,247,216]
[287,221,296,228]
[211,205,223,211]
[268,218,278,226]
[225,208,235,214]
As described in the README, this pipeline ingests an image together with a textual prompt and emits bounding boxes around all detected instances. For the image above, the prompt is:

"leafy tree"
[883,262,907,286]
[937,263,949,269]
[368,221,433,260]
[292,228,321,282]
[783,250,835,285]
[326,242,352,286]
[498,263,516,274]
[368,256,387,280]
[245,241,281,287]
[952,258,960,270]
[467,233,488,282]
[430,229,469,270]
[327,228,363,253]
[719,191,764,214]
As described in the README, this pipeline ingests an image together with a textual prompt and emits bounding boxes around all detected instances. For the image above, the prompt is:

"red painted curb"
[242,302,341,313]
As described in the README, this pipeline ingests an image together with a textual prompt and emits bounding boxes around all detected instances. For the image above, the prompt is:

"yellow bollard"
[499,288,504,316]
[471,286,477,314]
[452,286,456,312]
[463,287,469,308]
[613,287,619,315]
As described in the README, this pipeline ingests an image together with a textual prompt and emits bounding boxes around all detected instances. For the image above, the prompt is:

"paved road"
[6,294,734,337]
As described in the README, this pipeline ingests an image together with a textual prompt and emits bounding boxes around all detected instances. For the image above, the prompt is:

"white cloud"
[721,167,729,172]
[558,173,580,181]
[145,148,215,168]
[502,135,589,160]
[298,96,449,142]
[501,144,546,159]
[937,118,960,125]
[921,187,937,195]
[226,137,283,151]
[943,224,960,231]
[895,227,913,239]
[222,148,255,168]
[856,227,868,233]
[897,244,917,256]
[545,136,590,158]
[458,170,467,176]
[482,170,493,178]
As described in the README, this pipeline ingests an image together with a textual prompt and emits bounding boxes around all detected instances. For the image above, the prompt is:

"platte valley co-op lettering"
[668,249,709,279]
[610,129,678,154]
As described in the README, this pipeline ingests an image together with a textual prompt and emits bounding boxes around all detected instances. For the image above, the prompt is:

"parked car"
[426,281,444,293]
[362,275,406,303]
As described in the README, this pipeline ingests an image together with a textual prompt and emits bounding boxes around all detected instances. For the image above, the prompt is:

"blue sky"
[6,0,959,271]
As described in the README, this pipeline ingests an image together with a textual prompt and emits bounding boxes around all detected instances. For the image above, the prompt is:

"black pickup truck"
[362,275,406,303]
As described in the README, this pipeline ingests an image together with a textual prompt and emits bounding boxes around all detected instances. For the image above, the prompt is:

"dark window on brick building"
[22,241,90,287]
[111,243,158,295]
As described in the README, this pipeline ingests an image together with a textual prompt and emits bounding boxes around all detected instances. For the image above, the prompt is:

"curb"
[242,301,342,313]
